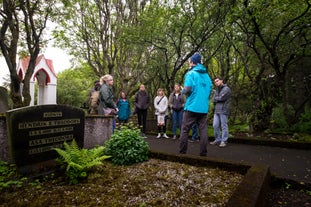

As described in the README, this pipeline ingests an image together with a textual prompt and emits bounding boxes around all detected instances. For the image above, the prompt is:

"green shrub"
[297,108,311,134]
[270,104,296,131]
[54,139,111,184]
[104,123,150,165]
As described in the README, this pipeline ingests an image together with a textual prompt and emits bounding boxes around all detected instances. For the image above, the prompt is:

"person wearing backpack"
[88,80,101,115]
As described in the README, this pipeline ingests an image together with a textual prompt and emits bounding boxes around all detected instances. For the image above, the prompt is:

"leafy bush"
[270,104,294,129]
[289,108,311,135]
[104,123,150,165]
[54,139,111,184]
[297,108,311,134]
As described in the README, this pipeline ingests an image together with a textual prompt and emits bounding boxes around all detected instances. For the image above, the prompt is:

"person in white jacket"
[154,88,169,138]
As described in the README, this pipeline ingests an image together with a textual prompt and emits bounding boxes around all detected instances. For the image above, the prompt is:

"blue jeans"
[112,118,116,133]
[192,122,198,140]
[172,110,183,135]
[213,113,229,143]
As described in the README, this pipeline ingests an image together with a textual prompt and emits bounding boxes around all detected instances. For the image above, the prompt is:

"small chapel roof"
[18,54,57,78]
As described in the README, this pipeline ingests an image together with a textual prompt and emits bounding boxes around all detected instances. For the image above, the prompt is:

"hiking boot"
[219,142,227,147]
[156,133,161,138]
[163,133,170,139]
[210,141,218,145]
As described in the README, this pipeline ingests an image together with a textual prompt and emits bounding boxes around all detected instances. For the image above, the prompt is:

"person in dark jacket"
[179,53,212,156]
[210,76,231,147]
[134,84,150,137]
[168,83,186,139]
[117,91,131,124]
[98,74,118,132]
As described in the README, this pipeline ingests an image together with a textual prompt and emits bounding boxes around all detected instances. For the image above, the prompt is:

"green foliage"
[270,105,287,129]
[54,140,111,184]
[104,123,150,166]
[230,124,249,133]
[291,108,311,134]
[0,160,27,191]
[0,161,22,190]
[56,67,97,108]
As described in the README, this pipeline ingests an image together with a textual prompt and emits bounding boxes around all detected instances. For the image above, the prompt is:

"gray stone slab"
[6,104,84,173]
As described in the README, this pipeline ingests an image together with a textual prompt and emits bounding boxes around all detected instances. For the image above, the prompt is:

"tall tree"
[0,0,21,107]
[229,0,311,131]
[130,0,236,92]
[53,0,150,98]
[0,0,57,108]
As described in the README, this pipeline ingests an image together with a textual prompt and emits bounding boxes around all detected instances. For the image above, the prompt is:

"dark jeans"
[137,109,148,133]
[179,111,208,156]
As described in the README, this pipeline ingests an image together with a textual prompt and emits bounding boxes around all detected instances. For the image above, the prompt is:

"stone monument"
[6,104,84,174]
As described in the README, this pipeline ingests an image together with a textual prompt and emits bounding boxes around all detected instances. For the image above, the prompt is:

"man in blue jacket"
[179,53,212,156]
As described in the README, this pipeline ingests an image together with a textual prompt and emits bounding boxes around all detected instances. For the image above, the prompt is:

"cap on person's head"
[190,53,202,64]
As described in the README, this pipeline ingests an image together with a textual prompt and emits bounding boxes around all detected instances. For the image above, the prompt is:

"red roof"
[18,54,57,78]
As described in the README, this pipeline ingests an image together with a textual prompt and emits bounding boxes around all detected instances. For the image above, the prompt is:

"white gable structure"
[17,54,57,106]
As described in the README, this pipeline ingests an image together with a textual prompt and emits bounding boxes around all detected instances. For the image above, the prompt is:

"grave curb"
[150,150,270,207]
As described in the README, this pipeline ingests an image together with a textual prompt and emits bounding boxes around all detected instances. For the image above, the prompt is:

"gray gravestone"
[0,86,9,113]
[6,104,84,174]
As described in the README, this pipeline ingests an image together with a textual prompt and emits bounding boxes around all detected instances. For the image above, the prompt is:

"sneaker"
[156,133,161,139]
[172,135,177,140]
[188,139,195,143]
[163,134,170,139]
[219,142,226,147]
[210,140,218,145]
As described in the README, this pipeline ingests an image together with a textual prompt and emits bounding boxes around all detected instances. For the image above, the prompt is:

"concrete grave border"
[150,151,271,207]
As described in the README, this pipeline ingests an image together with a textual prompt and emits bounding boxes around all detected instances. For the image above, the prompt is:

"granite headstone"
[6,104,84,173]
